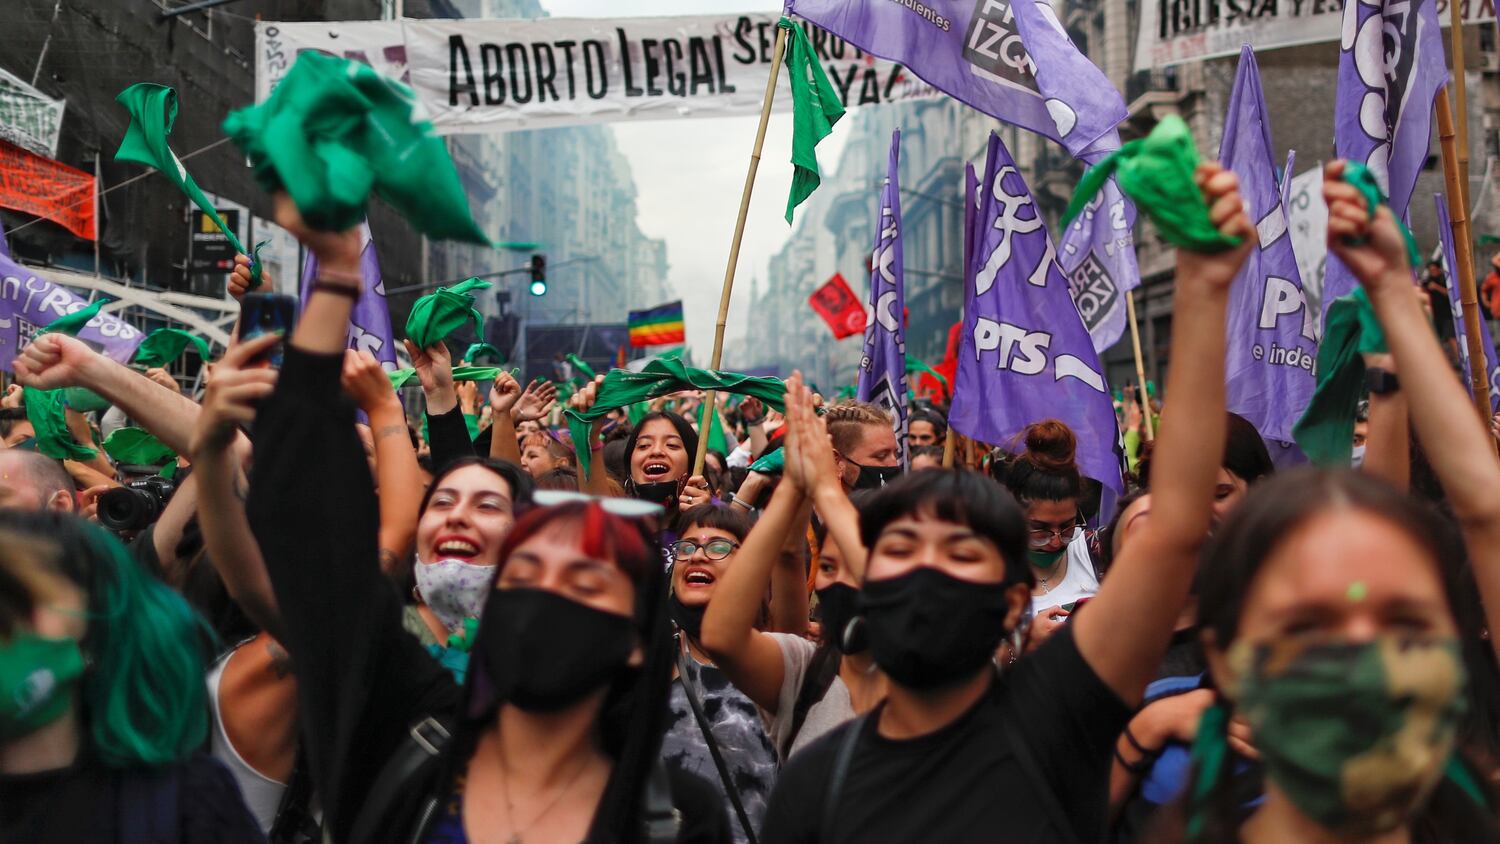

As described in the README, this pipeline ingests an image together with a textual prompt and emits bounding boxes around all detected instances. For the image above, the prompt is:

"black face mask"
[667,591,706,640]
[630,478,680,507]
[859,567,1013,689]
[852,461,902,490]
[816,583,866,654]
[479,588,636,712]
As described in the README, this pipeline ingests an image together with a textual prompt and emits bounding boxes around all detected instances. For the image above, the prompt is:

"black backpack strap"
[641,758,684,843]
[818,713,868,844]
[677,647,760,844]
[347,715,452,844]
[999,713,1084,844]
[783,644,841,758]
[117,766,181,844]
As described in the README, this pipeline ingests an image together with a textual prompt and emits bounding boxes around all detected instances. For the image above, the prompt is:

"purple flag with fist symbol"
[856,130,910,468]
[1322,0,1447,321]
[1220,46,1315,449]
[951,132,1122,494]
[299,222,398,371]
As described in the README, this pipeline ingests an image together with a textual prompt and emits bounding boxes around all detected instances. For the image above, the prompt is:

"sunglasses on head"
[532,489,665,518]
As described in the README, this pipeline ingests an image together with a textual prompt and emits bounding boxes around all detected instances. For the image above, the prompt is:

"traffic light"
[529,253,547,296]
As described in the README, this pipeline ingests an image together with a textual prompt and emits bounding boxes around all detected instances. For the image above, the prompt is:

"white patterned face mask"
[413,558,496,631]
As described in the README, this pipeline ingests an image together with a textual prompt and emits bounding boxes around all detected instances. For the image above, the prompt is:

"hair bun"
[1022,420,1077,471]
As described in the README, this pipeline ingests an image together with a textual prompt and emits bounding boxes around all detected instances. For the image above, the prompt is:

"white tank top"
[1027,531,1100,618]
[205,651,288,834]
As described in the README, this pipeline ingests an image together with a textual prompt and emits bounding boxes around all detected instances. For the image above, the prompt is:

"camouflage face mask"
[1224,634,1467,835]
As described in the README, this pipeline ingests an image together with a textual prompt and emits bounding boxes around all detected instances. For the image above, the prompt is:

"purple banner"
[1220,46,1315,448]
[0,254,144,373]
[786,0,1126,158]
[856,130,910,466]
[951,132,1122,493]
[1323,0,1448,319]
[1436,193,1500,412]
[299,223,398,370]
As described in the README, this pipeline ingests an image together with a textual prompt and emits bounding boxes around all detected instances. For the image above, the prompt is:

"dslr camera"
[97,475,177,533]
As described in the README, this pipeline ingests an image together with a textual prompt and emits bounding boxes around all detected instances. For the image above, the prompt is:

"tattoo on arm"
[375,424,407,440]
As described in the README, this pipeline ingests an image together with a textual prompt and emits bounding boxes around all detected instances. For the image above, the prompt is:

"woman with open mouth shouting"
[570,376,714,518]
[660,504,779,844]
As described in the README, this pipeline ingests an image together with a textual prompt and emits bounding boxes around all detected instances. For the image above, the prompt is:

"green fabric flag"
[405,278,491,349]
[1292,288,1387,466]
[23,386,96,462]
[566,353,596,380]
[115,84,262,287]
[565,358,787,476]
[749,446,784,475]
[1062,115,1242,253]
[62,387,111,413]
[102,427,176,467]
[222,51,489,243]
[905,356,948,396]
[835,385,857,400]
[44,299,108,338]
[704,403,729,454]
[388,365,513,391]
[1341,161,1423,270]
[626,401,649,428]
[132,328,212,369]
[464,342,504,364]
[780,17,845,224]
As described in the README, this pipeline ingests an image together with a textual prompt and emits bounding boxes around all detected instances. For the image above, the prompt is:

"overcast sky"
[539,0,850,354]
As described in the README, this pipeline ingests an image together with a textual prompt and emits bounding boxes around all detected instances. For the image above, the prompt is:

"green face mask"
[1027,548,1065,569]
[0,632,84,740]
[1225,634,1467,835]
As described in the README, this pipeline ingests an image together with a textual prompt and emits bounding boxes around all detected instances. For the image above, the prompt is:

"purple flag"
[0,254,144,373]
[1436,193,1500,412]
[299,223,398,370]
[785,0,1126,158]
[856,130,910,467]
[1220,46,1316,448]
[951,132,1122,494]
[1323,0,1448,318]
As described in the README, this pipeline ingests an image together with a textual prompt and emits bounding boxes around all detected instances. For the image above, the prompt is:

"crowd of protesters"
[3,161,1500,844]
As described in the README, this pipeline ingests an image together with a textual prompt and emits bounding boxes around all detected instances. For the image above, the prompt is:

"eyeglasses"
[1026,522,1083,549]
[532,489,665,518]
[669,538,741,561]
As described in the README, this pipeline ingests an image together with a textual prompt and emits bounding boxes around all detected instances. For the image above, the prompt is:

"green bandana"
[905,356,949,395]
[565,358,787,476]
[405,278,491,350]
[1224,635,1465,836]
[1027,548,1066,569]
[223,52,488,243]
[101,427,176,468]
[1063,115,1242,253]
[780,17,845,224]
[115,84,262,287]
[566,353,596,380]
[463,342,504,365]
[61,387,111,414]
[43,299,108,337]
[0,633,85,740]
[132,328,212,369]
[387,365,513,391]
[1292,287,1387,466]
[749,447,784,475]
[1341,161,1423,270]
[22,386,96,462]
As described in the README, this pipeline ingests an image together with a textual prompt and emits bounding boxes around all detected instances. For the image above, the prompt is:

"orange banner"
[0,139,95,240]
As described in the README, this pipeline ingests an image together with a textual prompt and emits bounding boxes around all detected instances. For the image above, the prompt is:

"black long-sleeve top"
[247,347,461,842]
[425,403,475,471]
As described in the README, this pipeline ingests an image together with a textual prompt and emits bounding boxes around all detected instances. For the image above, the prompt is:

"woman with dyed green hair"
[0,510,264,841]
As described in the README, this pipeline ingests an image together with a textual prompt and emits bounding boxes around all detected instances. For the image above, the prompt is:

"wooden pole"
[1436,90,1491,425]
[1448,0,1470,210]
[692,24,788,477]
[1125,290,1155,441]
[941,429,957,468]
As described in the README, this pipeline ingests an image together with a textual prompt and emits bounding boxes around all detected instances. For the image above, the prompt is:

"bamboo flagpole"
[1125,290,1155,441]
[693,24,789,477]
[1435,89,1490,424]
[1448,0,1470,209]
[941,427,958,467]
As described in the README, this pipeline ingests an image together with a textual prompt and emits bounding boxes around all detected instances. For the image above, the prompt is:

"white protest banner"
[1135,0,1494,72]
[1284,165,1329,322]
[256,14,939,134]
[0,67,65,158]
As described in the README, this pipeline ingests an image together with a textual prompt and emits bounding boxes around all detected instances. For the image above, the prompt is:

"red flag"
[0,139,96,240]
[808,273,867,340]
[917,321,962,402]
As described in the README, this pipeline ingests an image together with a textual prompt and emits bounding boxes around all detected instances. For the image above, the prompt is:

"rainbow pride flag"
[628,300,685,347]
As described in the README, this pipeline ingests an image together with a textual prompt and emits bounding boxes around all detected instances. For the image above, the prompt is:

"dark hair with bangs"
[623,411,699,485]
[418,456,535,515]
[675,501,755,542]
[858,469,1030,586]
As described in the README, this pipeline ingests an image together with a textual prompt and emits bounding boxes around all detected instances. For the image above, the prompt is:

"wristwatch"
[1365,367,1401,396]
